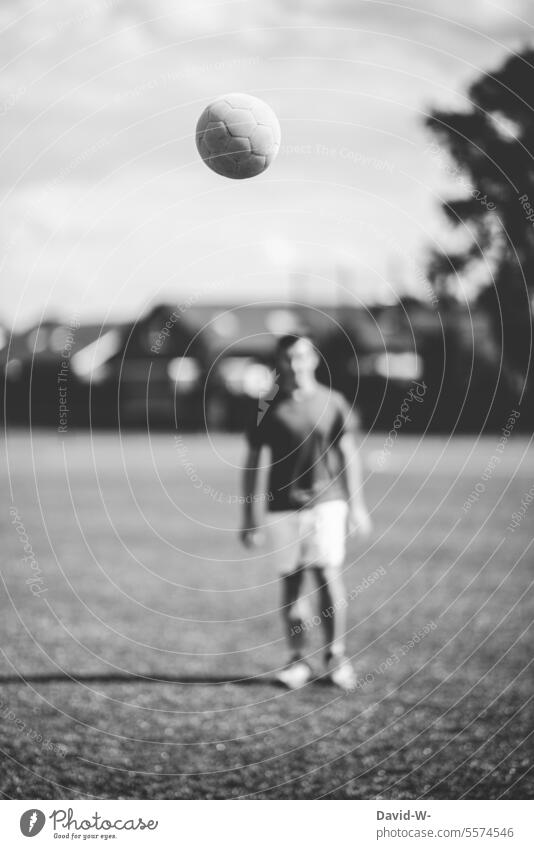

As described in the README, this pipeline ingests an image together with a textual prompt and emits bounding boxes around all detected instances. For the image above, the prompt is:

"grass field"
[1,429,532,799]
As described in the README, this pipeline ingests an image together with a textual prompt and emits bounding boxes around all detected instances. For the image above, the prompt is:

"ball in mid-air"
[195,92,281,179]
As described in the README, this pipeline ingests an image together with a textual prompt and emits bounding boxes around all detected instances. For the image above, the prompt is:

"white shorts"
[264,499,348,576]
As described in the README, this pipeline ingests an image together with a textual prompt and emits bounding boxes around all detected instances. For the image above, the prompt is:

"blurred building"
[0,298,528,433]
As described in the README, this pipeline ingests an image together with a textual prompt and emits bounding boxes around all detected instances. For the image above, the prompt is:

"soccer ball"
[195,92,281,179]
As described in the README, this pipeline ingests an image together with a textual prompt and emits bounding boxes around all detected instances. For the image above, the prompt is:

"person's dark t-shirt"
[246,384,353,512]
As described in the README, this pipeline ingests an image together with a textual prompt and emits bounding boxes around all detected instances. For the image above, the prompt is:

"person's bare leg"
[276,567,314,689]
[312,566,347,661]
[281,566,307,660]
[312,566,356,690]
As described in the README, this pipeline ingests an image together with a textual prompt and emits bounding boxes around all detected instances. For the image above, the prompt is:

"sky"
[1,0,534,328]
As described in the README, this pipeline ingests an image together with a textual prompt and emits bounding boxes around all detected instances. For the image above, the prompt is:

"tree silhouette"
[425,49,534,401]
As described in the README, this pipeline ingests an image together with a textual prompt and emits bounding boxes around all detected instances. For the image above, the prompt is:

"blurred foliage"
[426,49,534,404]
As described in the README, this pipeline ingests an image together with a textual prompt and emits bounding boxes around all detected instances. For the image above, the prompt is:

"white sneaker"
[328,655,358,692]
[275,659,313,690]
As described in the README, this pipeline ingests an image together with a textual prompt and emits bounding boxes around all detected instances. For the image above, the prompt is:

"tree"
[425,49,534,406]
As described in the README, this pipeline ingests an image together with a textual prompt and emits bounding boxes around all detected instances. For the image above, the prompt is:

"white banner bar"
[1,799,533,848]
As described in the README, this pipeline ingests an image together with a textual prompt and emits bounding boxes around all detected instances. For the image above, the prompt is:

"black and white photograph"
[0,0,533,838]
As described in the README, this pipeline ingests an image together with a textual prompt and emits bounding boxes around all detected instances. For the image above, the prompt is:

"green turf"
[1,430,532,799]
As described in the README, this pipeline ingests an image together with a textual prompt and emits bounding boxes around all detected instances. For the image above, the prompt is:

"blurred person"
[240,334,372,690]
